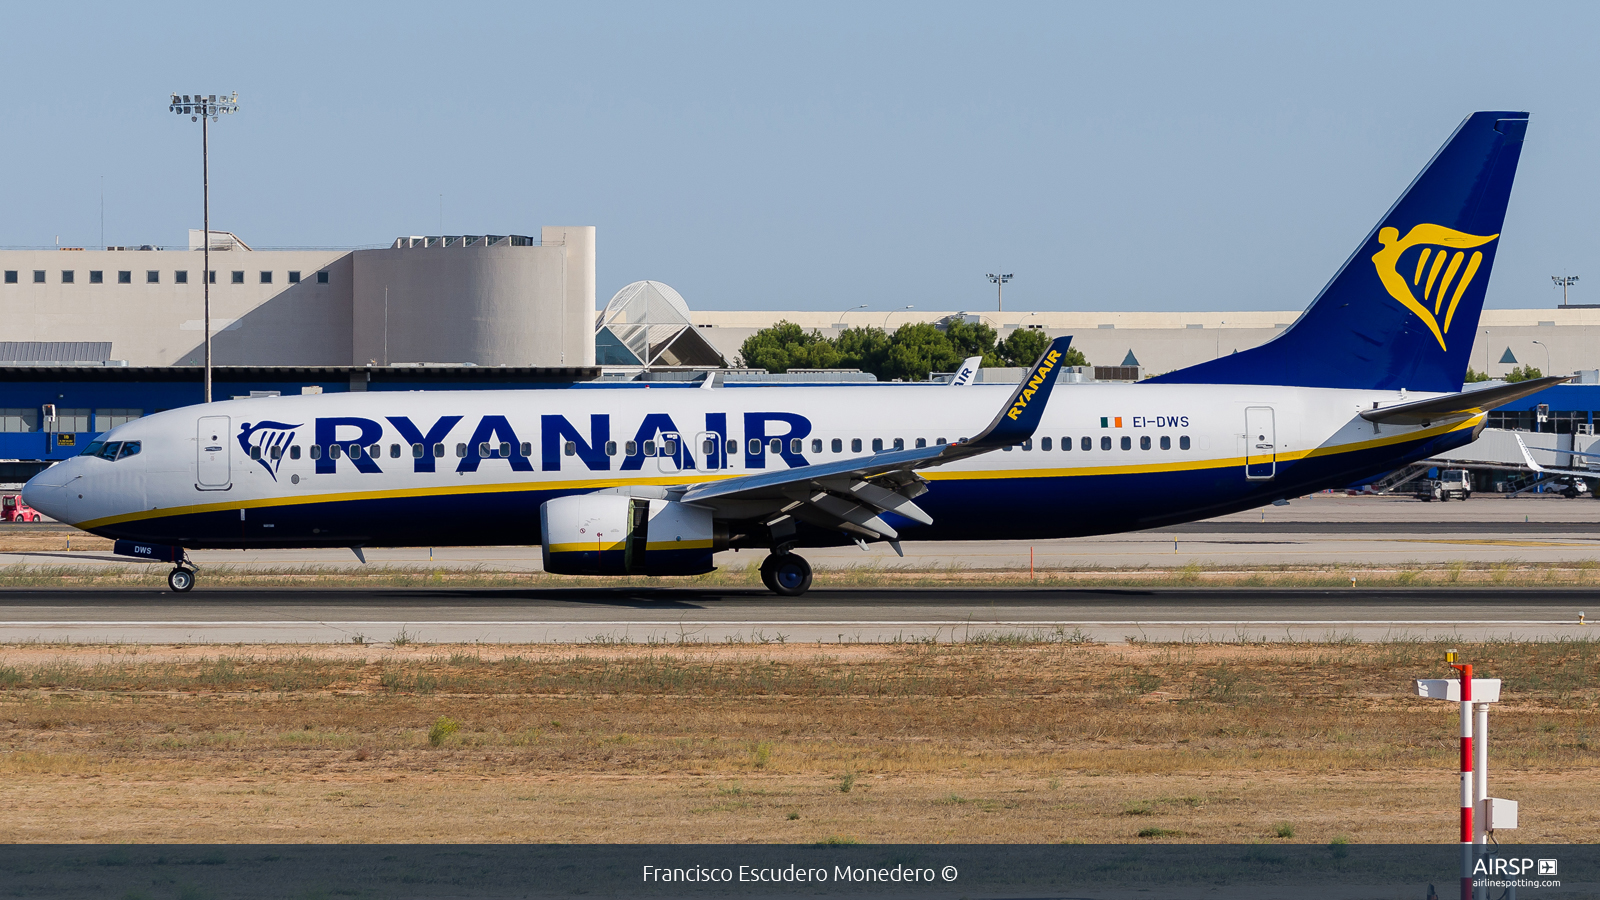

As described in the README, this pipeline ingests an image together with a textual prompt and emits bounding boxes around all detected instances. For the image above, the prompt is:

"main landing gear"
[760,551,812,597]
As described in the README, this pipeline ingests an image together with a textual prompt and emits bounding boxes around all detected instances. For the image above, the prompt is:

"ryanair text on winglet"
[1006,349,1062,420]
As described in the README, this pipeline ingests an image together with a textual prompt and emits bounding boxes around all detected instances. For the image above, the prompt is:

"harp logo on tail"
[1371,224,1499,351]
[237,420,302,481]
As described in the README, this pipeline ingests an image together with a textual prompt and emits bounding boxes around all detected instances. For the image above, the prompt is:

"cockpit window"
[98,441,123,459]
[79,441,105,458]
[117,441,141,460]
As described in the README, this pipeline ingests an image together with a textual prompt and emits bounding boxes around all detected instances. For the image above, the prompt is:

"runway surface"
[0,586,1592,644]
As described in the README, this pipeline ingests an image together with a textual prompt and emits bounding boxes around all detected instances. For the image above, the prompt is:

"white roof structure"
[595,280,725,367]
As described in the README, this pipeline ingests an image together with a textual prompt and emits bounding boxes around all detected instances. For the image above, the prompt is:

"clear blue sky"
[2,2,1596,313]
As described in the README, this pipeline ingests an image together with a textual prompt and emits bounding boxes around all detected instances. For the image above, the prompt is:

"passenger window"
[1160,436,1171,450]
[368,444,380,459]
[768,438,781,454]
[605,441,618,456]
[790,438,801,454]
[498,442,511,458]
[1040,437,1051,451]
[1100,436,1111,451]
[893,438,904,451]
[1121,436,1132,451]
[936,437,947,445]
[663,439,678,456]
[390,443,401,458]
[434,443,445,457]
[250,446,261,460]
[520,442,531,457]
[411,443,423,458]
[562,441,575,457]
[810,439,822,453]
[310,445,322,460]
[292,445,303,460]
[1021,438,1032,451]
[1180,435,1191,450]
[117,441,140,459]
[270,445,282,460]
[704,438,717,455]
[1003,445,1013,452]
[872,438,883,452]
[832,438,843,453]
[455,443,466,458]
[1140,436,1151,450]
[626,440,638,456]
[644,439,657,456]
[725,438,738,455]
[329,444,342,459]
[748,438,761,455]
[1082,436,1092,451]
[349,444,363,459]
[851,438,862,452]
[916,437,927,449]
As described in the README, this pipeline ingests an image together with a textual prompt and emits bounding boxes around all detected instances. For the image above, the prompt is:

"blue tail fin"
[1147,111,1527,393]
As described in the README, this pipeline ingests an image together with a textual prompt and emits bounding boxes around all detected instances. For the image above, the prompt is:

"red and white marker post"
[1415,650,1517,900]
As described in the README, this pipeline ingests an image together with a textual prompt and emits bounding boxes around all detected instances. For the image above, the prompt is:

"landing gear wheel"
[167,567,195,593]
[760,553,812,597]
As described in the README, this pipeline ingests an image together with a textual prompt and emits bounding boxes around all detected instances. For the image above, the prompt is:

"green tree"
[942,319,1002,365]
[737,321,839,373]
[1504,365,1543,383]
[997,329,1089,368]
[879,322,965,382]
[1463,368,1491,383]
[834,326,893,376]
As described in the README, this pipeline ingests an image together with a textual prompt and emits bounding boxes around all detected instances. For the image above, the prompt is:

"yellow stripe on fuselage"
[75,416,1481,531]
[546,539,714,554]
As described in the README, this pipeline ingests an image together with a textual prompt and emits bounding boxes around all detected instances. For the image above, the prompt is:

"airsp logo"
[1371,224,1499,352]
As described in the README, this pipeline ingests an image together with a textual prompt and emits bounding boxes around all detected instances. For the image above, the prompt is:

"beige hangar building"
[0,227,595,368]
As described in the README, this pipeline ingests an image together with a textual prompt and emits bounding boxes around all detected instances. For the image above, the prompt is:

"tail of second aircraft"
[1147,111,1528,393]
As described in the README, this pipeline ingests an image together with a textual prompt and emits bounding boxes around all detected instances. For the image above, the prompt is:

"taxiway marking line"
[0,619,1581,627]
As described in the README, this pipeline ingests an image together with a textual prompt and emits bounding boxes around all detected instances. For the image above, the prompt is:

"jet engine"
[540,494,719,576]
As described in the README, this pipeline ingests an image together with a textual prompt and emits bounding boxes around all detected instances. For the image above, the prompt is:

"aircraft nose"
[22,463,73,523]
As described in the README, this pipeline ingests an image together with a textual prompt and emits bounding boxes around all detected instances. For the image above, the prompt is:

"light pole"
[1532,339,1551,376]
[986,273,1013,312]
[836,304,867,329]
[169,91,239,403]
[1552,274,1580,307]
[882,305,913,332]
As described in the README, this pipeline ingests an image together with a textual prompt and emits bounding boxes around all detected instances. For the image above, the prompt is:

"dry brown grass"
[0,638,1596,843]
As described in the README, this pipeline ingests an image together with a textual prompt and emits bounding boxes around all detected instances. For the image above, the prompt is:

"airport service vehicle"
[23,111,1563,595]
[1414,468,1472,502]
[1,494,40,523]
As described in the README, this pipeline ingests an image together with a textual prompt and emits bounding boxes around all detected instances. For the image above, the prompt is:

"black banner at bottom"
[0,844,1592,898]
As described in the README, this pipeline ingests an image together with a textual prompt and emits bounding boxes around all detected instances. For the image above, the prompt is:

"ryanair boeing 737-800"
[22,111,1562,595]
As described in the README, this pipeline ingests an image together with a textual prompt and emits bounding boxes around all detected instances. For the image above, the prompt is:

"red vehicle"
[1,494,41,523]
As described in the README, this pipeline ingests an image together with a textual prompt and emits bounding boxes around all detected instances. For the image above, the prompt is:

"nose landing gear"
[759,552,812,597]
[167,566,195,592]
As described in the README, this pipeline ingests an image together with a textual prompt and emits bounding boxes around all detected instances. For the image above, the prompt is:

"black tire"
[758,556,779,593]
[168,568,194,592]
[763,553,812,597]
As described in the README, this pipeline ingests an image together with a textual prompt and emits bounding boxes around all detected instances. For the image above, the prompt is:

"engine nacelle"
[540,494,717,576]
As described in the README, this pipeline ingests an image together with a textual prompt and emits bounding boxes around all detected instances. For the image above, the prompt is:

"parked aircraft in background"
[24,111,1561,595]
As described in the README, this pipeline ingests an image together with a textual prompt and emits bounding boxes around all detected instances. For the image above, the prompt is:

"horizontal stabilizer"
[1360,376,1569,424]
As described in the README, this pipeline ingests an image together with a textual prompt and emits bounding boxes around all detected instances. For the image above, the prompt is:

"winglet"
[1513,434,1546,473]
[963,336,1073,449]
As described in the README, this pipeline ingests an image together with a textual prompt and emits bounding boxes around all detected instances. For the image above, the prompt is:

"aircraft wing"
[674,336,1074,543]
[1360,376,1569,425]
